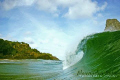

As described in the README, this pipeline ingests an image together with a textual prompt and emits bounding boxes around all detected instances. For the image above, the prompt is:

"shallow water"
[0,59,63,80]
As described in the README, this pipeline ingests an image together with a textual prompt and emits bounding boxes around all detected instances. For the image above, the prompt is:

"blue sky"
[0,0,120,60]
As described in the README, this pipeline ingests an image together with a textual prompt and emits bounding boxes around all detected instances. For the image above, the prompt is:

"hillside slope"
[0,38,59,60]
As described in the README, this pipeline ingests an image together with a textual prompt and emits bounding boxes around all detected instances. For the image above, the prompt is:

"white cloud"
[36,0,58,13]
[64,0,98,19]
[1,0,35,10]
[1,0,107,19]
[99,2,108,11]
[64,0,107,19]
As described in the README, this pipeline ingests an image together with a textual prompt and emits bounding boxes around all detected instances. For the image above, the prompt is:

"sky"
[0,0,120,60]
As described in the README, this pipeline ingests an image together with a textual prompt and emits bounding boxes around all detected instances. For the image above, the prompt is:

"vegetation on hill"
[0,38,59,60]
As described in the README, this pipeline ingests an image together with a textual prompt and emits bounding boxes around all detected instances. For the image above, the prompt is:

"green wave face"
[76,31,120,80]
[49,31,120,80]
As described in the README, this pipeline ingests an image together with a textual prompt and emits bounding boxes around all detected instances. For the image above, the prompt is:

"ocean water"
[0,59,63,80]
[1,31,120,80]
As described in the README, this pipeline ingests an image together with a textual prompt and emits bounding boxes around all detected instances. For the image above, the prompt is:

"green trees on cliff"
[0,38,59,60]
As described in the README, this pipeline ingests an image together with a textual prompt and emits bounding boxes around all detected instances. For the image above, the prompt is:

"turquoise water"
[0,59,63,80]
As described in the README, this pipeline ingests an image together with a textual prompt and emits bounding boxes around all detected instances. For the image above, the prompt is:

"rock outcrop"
[104,19,120,31]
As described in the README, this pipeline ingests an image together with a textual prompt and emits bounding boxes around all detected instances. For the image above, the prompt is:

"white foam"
[63,51,84,70]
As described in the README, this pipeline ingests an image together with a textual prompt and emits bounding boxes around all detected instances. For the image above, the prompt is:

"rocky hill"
[104,19,120,31]
[0,38,59,60]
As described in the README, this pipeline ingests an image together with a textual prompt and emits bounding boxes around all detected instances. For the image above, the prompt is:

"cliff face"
[0,38,59,60]
[104,19,120,31]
